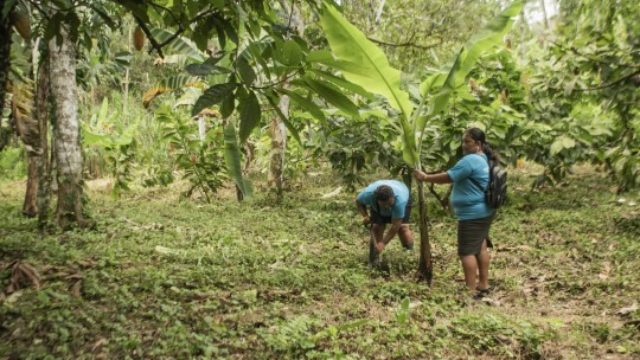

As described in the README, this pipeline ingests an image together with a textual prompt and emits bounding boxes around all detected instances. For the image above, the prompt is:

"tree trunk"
[36,59,52,229]
[374,0,386,24]
[49,26,88,230]
[268,1,304,201]
[268,95,288,200]
[0,8,14,152]
[539,0,549,30]
[20,39,44,217]
[416,181,433,285]
[197,116,206,142]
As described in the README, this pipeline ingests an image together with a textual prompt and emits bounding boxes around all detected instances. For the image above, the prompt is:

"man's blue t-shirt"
[356,180,409,219]
[447,153,494,221]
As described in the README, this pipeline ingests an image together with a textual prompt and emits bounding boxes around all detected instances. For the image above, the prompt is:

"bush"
[0,147,27,179]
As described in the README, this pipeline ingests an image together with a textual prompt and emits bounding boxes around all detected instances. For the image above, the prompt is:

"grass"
[1,166,639,359]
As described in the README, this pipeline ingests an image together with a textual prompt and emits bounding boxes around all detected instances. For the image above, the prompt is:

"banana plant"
[318,1,522,283]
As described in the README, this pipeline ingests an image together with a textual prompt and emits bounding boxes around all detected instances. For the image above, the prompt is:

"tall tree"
[268,1,306,200]
[48,19,88,229]
[35,59,52,228]
[0,3,16,151]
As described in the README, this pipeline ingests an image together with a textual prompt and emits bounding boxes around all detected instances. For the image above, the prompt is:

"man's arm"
[382,218,402,244]
[355,199,370,225]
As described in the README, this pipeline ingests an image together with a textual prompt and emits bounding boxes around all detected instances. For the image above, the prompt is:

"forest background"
[1,0,639,358]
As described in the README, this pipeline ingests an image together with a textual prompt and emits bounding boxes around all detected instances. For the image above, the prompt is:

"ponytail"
[483,142,500,163]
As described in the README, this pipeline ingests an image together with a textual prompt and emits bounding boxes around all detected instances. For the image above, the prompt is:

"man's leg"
[369,223,385,265]
[372,223,386,253]
[476,239,490,290]
[398,224,414,250]
[460,255,478,291]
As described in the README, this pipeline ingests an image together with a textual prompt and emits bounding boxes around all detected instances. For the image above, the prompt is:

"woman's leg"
[460,255,478,290]
[477,239,490,290]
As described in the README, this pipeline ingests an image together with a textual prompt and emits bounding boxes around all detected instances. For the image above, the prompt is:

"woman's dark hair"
[374,185,394,202]
[465,127,499,163]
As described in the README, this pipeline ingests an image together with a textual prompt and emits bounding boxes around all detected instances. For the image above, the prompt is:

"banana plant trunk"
[0,9,13,152]
[49,26,88,229]
[416,180,433,285]
[268,94,288,200]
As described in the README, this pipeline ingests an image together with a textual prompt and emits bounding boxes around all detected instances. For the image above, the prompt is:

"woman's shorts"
[457,215,494,256]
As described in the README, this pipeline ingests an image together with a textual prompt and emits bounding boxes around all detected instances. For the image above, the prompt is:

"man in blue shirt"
[355,180,414,265]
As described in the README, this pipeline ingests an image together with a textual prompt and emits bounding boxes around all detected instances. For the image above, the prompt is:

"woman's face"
[462,133,481,154]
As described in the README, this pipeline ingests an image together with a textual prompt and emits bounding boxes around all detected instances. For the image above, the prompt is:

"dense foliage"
[1,0,640,356]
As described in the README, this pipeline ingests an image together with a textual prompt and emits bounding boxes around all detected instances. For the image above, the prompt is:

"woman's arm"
[414,170,453,184]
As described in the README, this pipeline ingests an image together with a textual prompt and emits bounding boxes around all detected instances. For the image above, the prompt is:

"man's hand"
[362,215,371,226]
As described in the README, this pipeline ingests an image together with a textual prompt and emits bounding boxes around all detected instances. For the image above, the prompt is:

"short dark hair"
[374,185,394,202]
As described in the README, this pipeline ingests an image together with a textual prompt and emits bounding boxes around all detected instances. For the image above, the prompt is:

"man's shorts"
[370,201,412,225]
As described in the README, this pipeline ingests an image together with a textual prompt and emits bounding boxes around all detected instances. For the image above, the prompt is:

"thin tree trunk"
[416,181,433,285]
[23,156,38,216]
[519,9,528,61]
[268,1,304,201]
[21,39,43,217]
[539,0,549,30]
[0,8,14,152]
[268,95,288,200]
[49,25,88,229]
[36,59,52,229]
[197,116,206,142]
[374,0,386,24]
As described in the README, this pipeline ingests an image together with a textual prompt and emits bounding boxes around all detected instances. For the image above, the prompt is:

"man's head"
[374,185,395,208]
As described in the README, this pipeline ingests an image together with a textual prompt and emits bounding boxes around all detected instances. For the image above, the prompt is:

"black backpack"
[470,160,507,209]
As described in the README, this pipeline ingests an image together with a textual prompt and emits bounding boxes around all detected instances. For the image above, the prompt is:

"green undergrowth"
[1,167,639,359]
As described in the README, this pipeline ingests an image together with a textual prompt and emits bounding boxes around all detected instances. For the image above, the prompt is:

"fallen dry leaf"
[616,303,639,316]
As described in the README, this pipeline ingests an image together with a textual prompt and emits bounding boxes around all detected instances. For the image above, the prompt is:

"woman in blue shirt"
[414,128,497,298]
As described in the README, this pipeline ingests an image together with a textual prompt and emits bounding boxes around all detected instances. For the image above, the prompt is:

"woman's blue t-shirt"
[447,153,494,221]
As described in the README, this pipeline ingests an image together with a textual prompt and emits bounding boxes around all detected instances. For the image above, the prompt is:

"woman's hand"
[413,169,428,182]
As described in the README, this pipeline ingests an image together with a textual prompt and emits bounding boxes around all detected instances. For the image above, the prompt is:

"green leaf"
[237,57,256,85]
[278,88,326,124]
[311,69,374,100]
[550,135,576,155]
[307,49,333,63]
[319,3,412,120]
[274,40,303,66]
[185,63,230,77]
[82,128,111,147]
[300,79,359,118]
[150,27,205,62]
[220,91,236,119]
[192,83,238,116]
[319,3,415,164]
[224,124,252,198]
[445,1,523,90]
[239,92,261,143]
[416,1,522,156]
